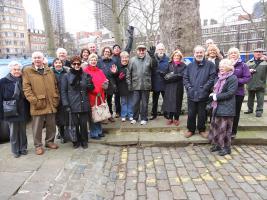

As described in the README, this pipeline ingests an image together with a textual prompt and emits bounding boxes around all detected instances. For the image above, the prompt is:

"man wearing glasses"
[23,51,60,155]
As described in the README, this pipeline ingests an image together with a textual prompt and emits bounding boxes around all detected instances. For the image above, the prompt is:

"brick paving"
[4,144,267,200]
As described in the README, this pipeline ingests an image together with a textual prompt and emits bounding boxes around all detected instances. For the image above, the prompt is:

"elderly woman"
[80,48,90,68]
[98,46,118,122]
[51,58,68,143]
[61,56,94,148]
[84,53,108,139]
[206,44,222,73]
[116,51,133,122]
[162,50,186,126]
[227,47,251,138]
[0,61,30,157]
[209,59,238,156]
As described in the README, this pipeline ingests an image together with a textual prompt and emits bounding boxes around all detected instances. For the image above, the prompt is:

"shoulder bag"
[92,95,111,123]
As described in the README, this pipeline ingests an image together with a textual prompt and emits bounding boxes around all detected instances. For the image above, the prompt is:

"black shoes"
[244,110,253,114]
[149,116,157,120]
[256,112,262,117]
[91,136,101,140]
[218,147,231,156]
[20,150,28,155]
[73,142,80,149]
[210,145,221,152]
[99,134,105,137]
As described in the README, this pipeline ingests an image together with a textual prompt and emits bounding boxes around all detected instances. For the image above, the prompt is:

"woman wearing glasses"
[61,56,94,148]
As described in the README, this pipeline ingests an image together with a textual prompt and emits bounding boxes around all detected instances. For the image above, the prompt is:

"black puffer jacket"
[61,68,94,113]
[214,75,238,117]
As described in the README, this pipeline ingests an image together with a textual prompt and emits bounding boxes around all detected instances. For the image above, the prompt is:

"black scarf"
[6,73,23,100]
[70,68,83,88]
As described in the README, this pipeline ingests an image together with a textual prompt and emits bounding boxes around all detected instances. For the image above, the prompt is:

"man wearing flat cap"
[245,48,267,117]
[127,44,157,125]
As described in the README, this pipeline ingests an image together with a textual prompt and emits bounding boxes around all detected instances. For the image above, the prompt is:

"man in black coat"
[184,45,216,138]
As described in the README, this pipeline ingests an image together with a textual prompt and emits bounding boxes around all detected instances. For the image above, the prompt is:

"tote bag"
[91,95,111,123]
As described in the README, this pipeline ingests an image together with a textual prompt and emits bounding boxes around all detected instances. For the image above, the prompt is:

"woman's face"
[10,65,22,77]
[219,65,227,74]
[173,53,181,62]
[54,60,63,70]
[89,57,98,66]
[82,50,90,60]
[121,55,129,65]
[208,48,217,58]
[229,51,239,60]
[72,61,81,70]
[103,48,111,59]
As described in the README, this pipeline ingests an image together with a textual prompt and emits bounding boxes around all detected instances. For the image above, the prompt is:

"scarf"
[211,71,233,109]
[70,68,83,88]
[6,73,23,100]
[173,61,181,65]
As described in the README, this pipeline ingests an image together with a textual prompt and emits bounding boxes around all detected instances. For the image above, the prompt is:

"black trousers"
[107,94,113,115]
[232,95,244,135]
[115,92,121,115]
[132,90,150,121]
[187,100,207,133]
[151,91,165,117]
[72,112,89,145]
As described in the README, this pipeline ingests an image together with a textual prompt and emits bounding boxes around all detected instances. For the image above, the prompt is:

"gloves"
[127,25,134,36]
[119,72,125,80]
[148,46,156,58]
[64,106,71,112]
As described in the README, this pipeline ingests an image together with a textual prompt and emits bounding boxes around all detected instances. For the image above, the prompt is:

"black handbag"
[64,112,77,142]
[3,100,19,117]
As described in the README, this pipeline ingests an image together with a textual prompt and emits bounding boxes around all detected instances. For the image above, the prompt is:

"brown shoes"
[184,131,193,138]
[35,147,44,155]
[45,143,59,149]
[200,131,209,138]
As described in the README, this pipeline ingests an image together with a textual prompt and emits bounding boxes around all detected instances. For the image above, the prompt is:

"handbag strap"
[95,95,104,106]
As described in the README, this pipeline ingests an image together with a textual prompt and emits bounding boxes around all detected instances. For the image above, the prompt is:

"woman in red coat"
[84,53,108,139]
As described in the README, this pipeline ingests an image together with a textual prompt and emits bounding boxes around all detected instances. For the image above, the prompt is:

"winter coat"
[214,75,238,117]
[0,75,30,122]
[61,68,94,113]
[51,67,68,125]
[151,54,169,92]
[97,57,117,95]
[246,58,267,91]
[22,65,59,116]
[184,59,216,102]
[127,54,157,91]
[162,62,186,112]
[116,64,130,96]
[83,65,107,108]
[232,59,251,96]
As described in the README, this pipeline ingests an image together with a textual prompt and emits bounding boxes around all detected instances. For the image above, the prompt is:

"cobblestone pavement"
[4,144,266,200]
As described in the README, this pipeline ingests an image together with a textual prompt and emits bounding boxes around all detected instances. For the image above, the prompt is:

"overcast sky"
[23,0,258,34]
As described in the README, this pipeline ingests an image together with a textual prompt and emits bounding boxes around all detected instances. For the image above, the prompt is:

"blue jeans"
[120,93,133,118]
[89,121,102,137]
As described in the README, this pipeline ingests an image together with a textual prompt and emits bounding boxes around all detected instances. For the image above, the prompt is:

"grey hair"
[194,45,205,53]
[32,51,44,59]
[156,43,165,50]
[219,59,234,72]
[8,61,22,70]
[227,47,240,59]
[56,48,67,56]
[120,51,129,57]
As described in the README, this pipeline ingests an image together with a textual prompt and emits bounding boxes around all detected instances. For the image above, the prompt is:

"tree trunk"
[159,0,202,56]
[39,0,55,56]
[112,0,123,47]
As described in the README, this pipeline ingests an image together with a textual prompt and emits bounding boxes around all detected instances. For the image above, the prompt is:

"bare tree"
[39,0,55,56]
[129,0,160,46]
[159,0,202,56]
[94,0,131,47]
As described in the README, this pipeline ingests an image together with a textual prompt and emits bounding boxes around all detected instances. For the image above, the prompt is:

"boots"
[210,145,221,152]
[59,126,66,144]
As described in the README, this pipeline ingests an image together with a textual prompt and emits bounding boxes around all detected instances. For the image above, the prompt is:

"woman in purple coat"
[227,47,251,138]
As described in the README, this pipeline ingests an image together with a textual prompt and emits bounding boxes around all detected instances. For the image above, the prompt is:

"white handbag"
[91,95,111,123]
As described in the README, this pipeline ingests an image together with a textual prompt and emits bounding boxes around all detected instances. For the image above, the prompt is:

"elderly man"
[127,44,157,125]
[184,45,216,138]
[23,51,59,155]
[245,48,267,117]
[56,48,71,68]
[150,43,169,120]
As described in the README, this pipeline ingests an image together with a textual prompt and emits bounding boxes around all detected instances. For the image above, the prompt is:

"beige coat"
[22,65,59,116]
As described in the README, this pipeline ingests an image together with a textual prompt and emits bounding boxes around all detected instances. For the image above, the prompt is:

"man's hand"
[148,46,156,58]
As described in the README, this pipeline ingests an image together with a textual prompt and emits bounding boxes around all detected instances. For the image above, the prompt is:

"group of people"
[0,35,266,158]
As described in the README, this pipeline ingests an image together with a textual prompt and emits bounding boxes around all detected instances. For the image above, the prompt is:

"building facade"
[202,18,265,55]
[0,0,29,58]
[27,29,47,55]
